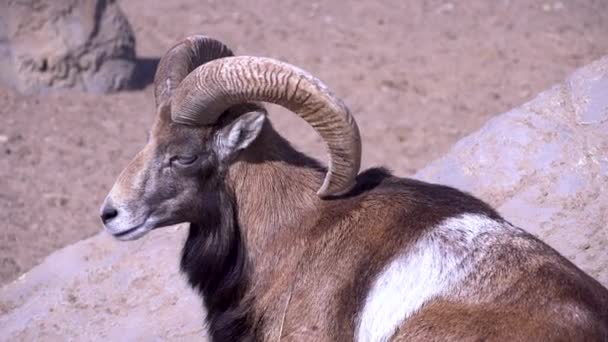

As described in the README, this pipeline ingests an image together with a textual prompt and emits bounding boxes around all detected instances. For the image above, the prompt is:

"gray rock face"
[0,0,136,94]
[416,56,608,286]
[0,227,208,341]
[1,57,607,340]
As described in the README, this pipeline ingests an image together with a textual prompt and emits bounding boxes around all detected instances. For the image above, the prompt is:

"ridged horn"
[171,56,361,198]
[153,35,233,108]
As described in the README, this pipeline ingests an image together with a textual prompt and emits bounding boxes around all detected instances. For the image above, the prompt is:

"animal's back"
[330,169,608,341]
[390,231,608,341]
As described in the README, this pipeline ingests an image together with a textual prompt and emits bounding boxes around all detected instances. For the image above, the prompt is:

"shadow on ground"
[131,57,160,89]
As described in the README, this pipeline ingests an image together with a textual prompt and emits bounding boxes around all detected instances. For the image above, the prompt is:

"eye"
[171,155,198,166]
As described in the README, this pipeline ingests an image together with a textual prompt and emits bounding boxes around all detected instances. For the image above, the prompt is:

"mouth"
[105,213,179,241]
[114,225,142,238]
[108,219,153,241]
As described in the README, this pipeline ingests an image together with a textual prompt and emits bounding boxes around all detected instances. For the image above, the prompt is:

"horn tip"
[316,179,356,199]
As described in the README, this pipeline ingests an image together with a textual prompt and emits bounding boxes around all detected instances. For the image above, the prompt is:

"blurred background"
[1,0,607,285]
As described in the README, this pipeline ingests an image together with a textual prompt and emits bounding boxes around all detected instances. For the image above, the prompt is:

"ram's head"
[100,36,361,240]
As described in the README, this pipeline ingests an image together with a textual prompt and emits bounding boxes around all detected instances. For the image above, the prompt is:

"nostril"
[100,205,119,224]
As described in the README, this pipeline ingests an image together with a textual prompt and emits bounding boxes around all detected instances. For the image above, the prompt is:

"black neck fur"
[180,177,258,341]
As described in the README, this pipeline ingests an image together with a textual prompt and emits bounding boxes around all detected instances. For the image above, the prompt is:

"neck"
[182,122,326,341]
[180,183,255,341]
[226,121,325,257]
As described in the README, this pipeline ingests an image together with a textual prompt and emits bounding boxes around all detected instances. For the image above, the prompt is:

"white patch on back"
[355,213,514,342]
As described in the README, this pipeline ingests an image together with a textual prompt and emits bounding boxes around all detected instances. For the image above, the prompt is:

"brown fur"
[223,113,607,340]
[106,104,608,341]
[392,230,608,341]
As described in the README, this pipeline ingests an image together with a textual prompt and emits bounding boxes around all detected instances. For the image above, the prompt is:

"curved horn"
[153,35,234,108]
[171,56,361,198]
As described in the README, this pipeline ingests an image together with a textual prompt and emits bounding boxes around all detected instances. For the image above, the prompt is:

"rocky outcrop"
[0,227,208,341]
[416,56,608,286]
[0,0,136,94]
[1,57,606,340]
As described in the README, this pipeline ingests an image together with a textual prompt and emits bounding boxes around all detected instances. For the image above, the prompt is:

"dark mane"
[180,175,258,341]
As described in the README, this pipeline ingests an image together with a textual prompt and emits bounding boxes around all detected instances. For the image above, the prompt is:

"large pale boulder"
[0,0,136,94]
[1,57,606,340]
[416,56,608,285]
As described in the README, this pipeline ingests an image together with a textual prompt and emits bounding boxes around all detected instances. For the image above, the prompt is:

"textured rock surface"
[1,57,606,340]
[0,226,208,341]
[0,0,136,94]
[416,56,608,286]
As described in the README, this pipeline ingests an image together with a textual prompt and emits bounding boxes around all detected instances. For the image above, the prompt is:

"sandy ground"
[1,0,607,285]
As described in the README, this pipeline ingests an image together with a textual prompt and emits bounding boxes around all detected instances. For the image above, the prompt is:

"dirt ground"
[1,0,607,285]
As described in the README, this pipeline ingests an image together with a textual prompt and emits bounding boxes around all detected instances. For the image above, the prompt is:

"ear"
[215,111,266,160]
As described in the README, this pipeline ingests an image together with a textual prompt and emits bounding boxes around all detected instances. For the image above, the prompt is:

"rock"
[1,57,607,340]
[0,0,136,94]
[416,56,608,286]
[0,226,208,341]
